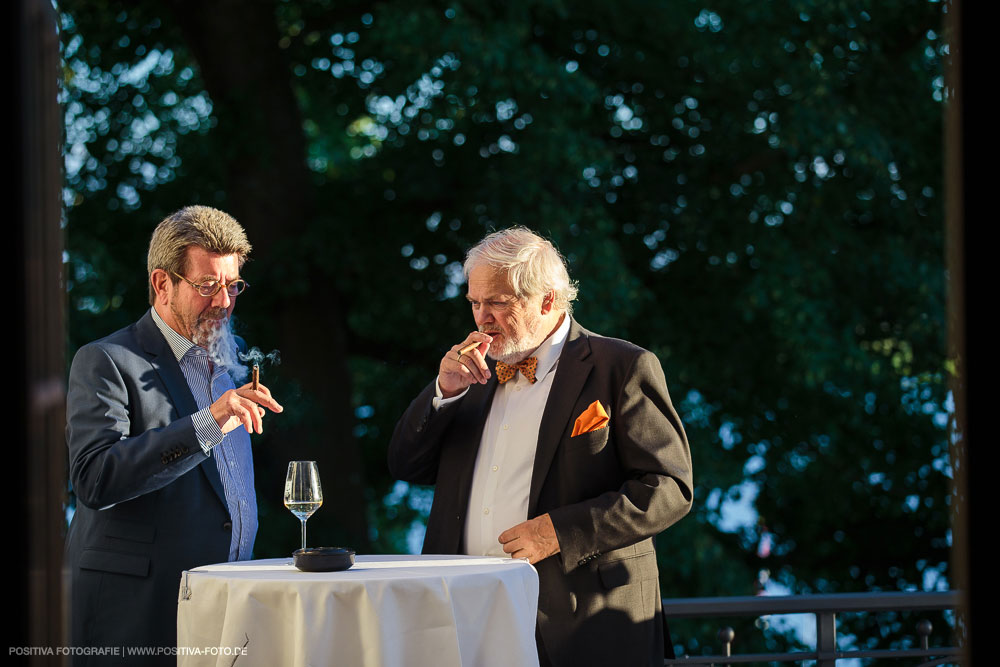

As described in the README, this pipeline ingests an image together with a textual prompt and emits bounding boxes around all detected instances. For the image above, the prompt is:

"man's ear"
[150,269,172,306]
[540,290,555,314]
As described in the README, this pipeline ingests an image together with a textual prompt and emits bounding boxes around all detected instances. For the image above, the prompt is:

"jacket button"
[223,521,233,531]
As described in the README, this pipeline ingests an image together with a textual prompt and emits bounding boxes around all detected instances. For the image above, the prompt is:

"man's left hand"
[498,514,560,564]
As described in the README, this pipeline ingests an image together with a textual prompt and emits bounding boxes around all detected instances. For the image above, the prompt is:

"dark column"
[13,0,66,661]
[943,0,970,665]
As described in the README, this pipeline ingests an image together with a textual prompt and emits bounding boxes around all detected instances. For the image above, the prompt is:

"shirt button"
[492,465,498,472]
[515,386,522,392]
[503,424,510,431]
[483,508,490,515]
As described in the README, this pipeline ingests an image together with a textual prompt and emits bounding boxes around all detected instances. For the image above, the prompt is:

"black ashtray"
[293,547,356,572]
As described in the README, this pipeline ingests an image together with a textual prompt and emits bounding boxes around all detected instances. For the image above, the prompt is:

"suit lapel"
[137,311,197,415]
[528,319,593,517]
[136,310,228,508]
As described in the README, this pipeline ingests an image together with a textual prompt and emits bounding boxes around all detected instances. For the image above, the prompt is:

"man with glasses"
[65,205,283,663]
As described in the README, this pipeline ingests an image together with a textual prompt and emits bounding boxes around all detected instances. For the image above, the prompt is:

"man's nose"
[474,306,493,328]
[213,286,232,309]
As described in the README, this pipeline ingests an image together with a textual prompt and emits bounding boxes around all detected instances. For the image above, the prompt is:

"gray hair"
[147,205,252,304]
[464,226,578,312]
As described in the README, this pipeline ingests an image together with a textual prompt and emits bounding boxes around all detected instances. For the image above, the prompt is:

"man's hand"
[210,382,284,435]
[498,514,560,564]
[438,332,493,398]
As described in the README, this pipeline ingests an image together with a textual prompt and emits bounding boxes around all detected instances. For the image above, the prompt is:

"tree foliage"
[58,0,949,656]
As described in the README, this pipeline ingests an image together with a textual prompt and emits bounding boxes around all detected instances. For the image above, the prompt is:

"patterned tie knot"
[496,357,538,384]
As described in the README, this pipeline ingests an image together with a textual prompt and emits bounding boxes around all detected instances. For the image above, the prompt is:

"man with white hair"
[388,226,693,666]
[65,205,283,664]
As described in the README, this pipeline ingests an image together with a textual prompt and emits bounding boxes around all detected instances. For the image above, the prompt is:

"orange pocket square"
[571,400,610,437]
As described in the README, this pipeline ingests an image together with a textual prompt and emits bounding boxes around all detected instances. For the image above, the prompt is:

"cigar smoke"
[202,315,280,384]
[239,346,282,376]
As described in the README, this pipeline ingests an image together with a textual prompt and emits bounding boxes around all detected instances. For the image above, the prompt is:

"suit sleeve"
[547,349,694,573]
[66,342,209,510]
[387,380,463,485]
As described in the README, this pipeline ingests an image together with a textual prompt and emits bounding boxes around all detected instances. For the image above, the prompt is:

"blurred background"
[19,0,970,661]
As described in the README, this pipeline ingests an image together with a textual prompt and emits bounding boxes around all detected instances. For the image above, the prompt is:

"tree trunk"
[166,0,369,550]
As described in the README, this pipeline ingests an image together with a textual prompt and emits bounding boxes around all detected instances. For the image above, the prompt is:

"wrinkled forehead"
[182,246,242,279]
[466,263,517,299]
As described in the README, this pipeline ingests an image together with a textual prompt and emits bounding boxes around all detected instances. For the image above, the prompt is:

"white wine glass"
[283,461,323,551]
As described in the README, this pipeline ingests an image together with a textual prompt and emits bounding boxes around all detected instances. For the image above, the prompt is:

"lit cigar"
[251,364,259,391]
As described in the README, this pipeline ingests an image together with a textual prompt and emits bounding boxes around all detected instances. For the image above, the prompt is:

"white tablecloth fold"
[177,554,540,667]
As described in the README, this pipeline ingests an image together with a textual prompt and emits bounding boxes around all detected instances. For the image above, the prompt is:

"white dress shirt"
[435,315,571,556]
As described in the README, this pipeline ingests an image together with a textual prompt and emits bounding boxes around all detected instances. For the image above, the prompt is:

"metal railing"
[661,590,963,666]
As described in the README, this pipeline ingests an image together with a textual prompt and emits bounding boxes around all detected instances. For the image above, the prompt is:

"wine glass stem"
[300,518,307,550]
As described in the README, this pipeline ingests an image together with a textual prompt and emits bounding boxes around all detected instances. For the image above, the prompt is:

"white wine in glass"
[283,461,323,551]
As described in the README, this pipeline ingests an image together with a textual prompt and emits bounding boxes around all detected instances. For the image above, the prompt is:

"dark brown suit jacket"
[388,319,693,666]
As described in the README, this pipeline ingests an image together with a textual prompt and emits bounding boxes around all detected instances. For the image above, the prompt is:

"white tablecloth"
[176,554,539,667]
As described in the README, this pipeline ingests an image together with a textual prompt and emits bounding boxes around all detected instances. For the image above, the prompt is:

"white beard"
[482,312,544,364]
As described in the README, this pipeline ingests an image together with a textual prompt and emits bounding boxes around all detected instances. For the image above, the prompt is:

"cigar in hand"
[458,342,481,357]
[251,364,259,391]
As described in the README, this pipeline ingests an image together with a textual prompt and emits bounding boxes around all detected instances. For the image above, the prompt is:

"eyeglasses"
[172,272,249,298]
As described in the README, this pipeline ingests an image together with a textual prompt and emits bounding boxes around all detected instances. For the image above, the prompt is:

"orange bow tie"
[496,357,538,384]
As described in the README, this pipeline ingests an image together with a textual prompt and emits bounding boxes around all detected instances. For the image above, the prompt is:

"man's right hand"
[438,332,493,398]
[210,382,284,434]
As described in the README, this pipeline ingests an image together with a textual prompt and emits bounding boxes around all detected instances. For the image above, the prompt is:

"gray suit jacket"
[65,310,233,664]
[388,319,693,667]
